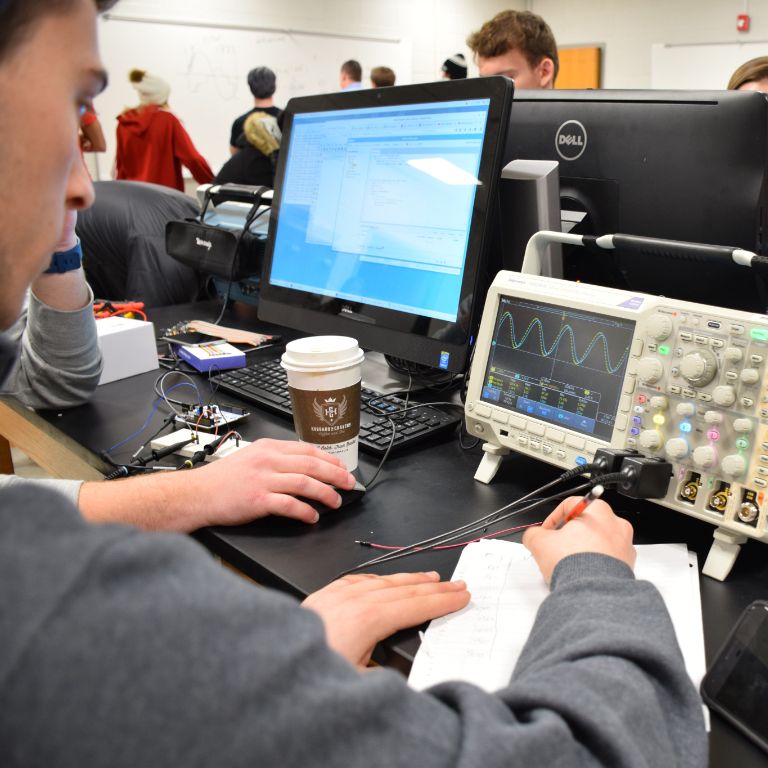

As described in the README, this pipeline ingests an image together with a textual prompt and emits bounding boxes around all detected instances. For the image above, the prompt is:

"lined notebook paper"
[408,540,705,694]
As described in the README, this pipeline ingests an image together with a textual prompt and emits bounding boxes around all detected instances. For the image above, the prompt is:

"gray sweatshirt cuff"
[26,286,97,368]
[550,552,635,591]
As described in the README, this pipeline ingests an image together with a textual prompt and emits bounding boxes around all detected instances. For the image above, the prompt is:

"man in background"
[370,65,395,88]
[728,56,768,92]
[229,66,282,155]
[339,59,363,91]
[467,9,558,88]
[441,52,467,80]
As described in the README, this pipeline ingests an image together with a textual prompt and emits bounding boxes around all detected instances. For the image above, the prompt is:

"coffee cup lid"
[281,335,364,372]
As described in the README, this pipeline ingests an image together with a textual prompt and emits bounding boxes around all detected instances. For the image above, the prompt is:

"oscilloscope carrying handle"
[520,230,759,278]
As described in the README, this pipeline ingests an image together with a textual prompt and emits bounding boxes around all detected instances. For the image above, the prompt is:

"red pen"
[554,484,604,530]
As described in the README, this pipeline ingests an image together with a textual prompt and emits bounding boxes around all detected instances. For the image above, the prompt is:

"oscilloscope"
[465,233,768,581]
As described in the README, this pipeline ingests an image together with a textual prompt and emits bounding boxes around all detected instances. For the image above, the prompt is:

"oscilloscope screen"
[480,295,636,442]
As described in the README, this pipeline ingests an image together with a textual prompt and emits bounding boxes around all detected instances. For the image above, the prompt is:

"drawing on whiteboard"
[183,39,240,100]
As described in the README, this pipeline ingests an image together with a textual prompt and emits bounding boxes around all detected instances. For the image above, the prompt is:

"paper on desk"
[408,539,706,694]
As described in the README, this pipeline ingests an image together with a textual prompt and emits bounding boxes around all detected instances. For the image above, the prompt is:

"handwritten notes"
[408,539,705,694]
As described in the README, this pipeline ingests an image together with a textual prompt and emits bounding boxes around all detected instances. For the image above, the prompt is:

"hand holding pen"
[554,485,605,529]
[522,486,636,584]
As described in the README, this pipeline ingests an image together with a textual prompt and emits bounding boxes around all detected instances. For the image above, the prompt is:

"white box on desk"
[96,316,158,385]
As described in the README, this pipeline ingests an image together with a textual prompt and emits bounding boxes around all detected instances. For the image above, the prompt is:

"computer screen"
[501,89,768,313]
[479,294,636,442]
[258,77,513,374]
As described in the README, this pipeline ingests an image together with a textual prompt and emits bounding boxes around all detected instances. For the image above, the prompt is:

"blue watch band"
[44,240,83,274]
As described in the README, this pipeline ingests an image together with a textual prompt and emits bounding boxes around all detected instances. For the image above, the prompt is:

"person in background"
[80,105,106,152]
[339,59,363,91]
[370,66,396,88]
[217,109,281,188]
[1,2,707,765]
[229,66,282,156]
[441,52,467,80]
[115,69,213,192]
[728,56,768,92]
[467,9,558,88]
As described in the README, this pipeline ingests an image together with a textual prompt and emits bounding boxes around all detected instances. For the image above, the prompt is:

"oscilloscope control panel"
[465,270,768,579]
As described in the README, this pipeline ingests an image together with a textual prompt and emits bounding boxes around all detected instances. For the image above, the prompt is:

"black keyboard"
[214,358,461,455]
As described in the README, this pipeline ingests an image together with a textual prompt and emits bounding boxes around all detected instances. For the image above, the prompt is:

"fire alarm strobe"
[737,13,750,32]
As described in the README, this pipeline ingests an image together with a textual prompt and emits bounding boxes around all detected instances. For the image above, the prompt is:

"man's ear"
[538,57,555,89]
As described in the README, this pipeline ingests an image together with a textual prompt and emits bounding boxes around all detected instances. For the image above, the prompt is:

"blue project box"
[174,341,245,372]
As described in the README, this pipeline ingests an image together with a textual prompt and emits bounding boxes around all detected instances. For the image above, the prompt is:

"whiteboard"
[651,41,768,90]
[93,15,411,179]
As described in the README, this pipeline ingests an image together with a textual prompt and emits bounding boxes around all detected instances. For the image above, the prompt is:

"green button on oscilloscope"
[751,328,768,342]
[657,345,670,355]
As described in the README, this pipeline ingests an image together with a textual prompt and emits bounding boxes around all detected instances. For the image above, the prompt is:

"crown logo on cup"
[313,395,348,426]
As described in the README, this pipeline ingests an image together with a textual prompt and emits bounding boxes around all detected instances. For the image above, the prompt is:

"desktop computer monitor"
[257,77,514,375]
[501,89,768,312]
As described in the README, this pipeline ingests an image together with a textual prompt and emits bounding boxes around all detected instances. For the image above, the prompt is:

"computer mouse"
[297,480,366,515]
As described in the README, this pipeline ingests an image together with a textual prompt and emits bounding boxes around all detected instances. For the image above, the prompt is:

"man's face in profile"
[0,0,105,329]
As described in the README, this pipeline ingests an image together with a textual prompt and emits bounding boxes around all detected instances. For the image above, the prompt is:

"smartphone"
[701,600,768,754]
[161,331,221,347]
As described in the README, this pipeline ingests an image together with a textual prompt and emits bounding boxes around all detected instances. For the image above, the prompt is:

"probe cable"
[339,482,594,577]
[339,469,624,576]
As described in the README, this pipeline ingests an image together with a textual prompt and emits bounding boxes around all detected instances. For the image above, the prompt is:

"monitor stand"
[361,351,430,395]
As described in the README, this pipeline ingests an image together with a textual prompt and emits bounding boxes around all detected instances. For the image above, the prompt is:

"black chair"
[77,180,203,307]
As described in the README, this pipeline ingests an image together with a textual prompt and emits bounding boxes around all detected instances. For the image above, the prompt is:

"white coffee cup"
[281,336,364,470]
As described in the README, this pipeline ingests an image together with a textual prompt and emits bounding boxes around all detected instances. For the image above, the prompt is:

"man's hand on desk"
[78,439,356,531]
[522,497,636,585]
[301,572,470,669]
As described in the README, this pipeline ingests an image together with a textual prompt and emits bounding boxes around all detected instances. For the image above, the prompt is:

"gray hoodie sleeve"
[0,486,708,768]
[2,287,102,409]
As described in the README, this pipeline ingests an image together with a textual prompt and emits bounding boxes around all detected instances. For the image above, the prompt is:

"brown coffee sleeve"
[288,383,361,445]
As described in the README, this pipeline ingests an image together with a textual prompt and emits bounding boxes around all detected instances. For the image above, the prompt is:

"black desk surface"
[40,302,768,767]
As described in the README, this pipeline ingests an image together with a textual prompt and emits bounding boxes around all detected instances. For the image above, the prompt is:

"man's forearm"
[78,470,208,532]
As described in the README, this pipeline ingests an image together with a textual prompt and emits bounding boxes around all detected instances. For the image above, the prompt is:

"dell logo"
[195,237,212,251]
[555,120,587,161]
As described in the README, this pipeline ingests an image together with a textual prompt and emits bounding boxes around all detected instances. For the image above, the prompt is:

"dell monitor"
[501,89,768,313]
[257,77,514,376]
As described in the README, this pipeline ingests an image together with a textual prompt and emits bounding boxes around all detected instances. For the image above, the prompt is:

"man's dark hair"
[0,0,117,63]
[467,10,559,83]
[247,66,277,99]
[370,66,395,88]
[341,59,362,82]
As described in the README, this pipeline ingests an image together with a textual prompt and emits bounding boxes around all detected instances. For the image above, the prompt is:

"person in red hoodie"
[115,69,213,192]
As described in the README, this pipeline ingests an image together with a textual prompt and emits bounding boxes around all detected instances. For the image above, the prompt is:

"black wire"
[213,205,269,326]
[341,464,602,575]
[357,375,413,490]
[339,482,595,576]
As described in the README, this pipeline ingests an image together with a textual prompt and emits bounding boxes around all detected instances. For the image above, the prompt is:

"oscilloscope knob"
[638,430,663,450]
[679,349,717,387]
[733,418,753,433]
[724,347,743,363]
[692,445,718,469]
[665,438,689,460]
[636,357,664,385]
[646,313,673,341]
[740,367,760,386]
[712,386,736,407]
[721,454,747,478]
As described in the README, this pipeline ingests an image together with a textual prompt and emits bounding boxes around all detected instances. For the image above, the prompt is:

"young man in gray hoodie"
[0,2,707,766]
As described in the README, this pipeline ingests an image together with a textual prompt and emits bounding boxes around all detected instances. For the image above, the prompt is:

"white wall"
[533,0,768,89]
